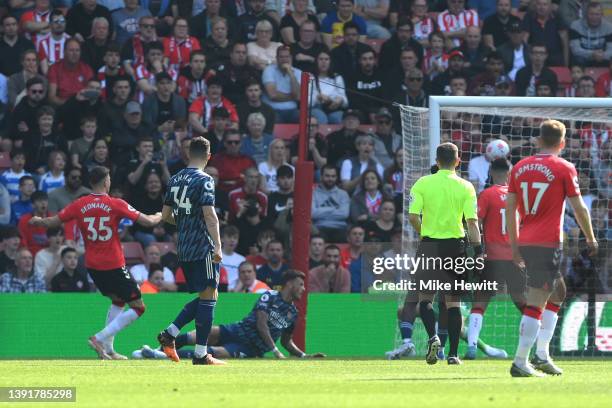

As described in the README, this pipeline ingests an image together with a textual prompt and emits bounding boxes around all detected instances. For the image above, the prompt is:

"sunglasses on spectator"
[225,140,240,145]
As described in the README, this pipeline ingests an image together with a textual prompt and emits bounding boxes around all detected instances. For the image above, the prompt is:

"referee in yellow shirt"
[408,143,482,365]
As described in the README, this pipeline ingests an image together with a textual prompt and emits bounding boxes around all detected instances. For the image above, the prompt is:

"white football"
[485,139,510,161]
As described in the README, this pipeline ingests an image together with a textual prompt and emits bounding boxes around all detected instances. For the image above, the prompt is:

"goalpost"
[398,96,612,357]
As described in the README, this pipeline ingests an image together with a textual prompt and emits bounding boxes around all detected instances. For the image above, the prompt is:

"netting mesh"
[399,102,612,357]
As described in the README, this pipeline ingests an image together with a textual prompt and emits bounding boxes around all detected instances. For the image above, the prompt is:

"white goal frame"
[426,96,612,165]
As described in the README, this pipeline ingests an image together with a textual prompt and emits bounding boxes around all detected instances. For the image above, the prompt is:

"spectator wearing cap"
[379,17,424,73]
[215,42,261,105]
[48,167,91,213]
[346,48,384,123]
[569,1,612,66]
[134,41,178,102]
[66,0,114,43]
[0,227,21,274]
[110,101,156,164]
[10,176,35,226]
[262,45,302,123]
[236,79,276,135]
[321,0,367,50]
[430,49,466,95]
[515,43,558,96]
[48,39,95,106]
[326,109,365,167]
[459,26,492,76]
[189,76,239,135]
[50,247,90,292]
[210,130,257,192]
[18,190,51,256]
[494,74,514,96]
[370,107,401,169]
[340,134,384,193]
[437,0,480,49]
[308,245,350,293]
[142,71,187,132]
[521,0,569,66]
[497,20,530,80]
[177,50,215,104]
[392,67,428,112]
[241,112,274,165]
[330,22,372,80]
[309,50,348,125]
[482,0,522,50]
[0,248,46,293]
[468,52,509,96]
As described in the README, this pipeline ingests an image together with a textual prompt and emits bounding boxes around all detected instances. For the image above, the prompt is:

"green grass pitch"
[2,359,611,407]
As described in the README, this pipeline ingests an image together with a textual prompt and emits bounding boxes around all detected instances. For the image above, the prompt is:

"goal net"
[398,96,612,357]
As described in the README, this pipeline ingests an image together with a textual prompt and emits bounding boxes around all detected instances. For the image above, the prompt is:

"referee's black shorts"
[414,237,468,296]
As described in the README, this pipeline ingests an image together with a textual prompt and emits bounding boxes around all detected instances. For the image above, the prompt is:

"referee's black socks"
[447,307,462,357]
[419,301,437,339]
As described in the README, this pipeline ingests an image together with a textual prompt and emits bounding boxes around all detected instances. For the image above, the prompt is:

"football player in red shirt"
[506,120,598,377]
[465,158,526,360]
[29,166,162,359]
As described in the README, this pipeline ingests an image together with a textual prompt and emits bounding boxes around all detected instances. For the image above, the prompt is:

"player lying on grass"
[506,120,597,377]
[134,270,326,359]
[386,301,508,360]
[29,166,162,360]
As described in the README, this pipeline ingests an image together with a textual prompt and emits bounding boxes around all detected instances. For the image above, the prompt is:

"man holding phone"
[142,72,187,132]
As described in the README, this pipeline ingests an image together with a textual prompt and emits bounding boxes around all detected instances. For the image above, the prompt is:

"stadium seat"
[0,152,10,171]
[273,124,299,140]
[585,67,608,82]
[122,242,145,265]
[150,242,176,256]
[365,39,384,54]
[550,66,572,88]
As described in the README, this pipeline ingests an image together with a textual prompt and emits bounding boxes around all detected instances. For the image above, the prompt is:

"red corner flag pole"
[291,71,314,351]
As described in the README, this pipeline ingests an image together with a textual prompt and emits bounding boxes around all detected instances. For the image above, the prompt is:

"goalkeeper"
[134,270,325,359]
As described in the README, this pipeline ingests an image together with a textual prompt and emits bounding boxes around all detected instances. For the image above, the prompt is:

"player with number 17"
[29,166,163,360]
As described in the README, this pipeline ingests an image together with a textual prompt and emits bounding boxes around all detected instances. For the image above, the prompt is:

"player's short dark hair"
[325,244,340,253]
[490,158,511,173]
[2,226,20,240]
[321,164,338,176]
[486,51,503,63]
[26,76,45,90]
[540,120,566,147]
[266,239,284,250]
[37,105,55,119]
[148,263,164,279]
[343,21,359,33]
[145,41,164,54]
[46,226,64,237]
[222,225,239,238]
[277,164,294,179]
[89,166,110,186]
[238,261,255,271]
[31,190,48,203]
[113,75,132,86]
[105,42,121,55]
[190,50,206,61]
[281,269,306,285]
[396,16,414,31]
[436,142,459,167]
[19,175,34,186]
[137,136,154,146]
[189,136,211,159]
[61,247,77,258]
[347,224,365,234]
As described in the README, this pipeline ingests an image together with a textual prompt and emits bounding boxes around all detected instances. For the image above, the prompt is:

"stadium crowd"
[0,0,610,294]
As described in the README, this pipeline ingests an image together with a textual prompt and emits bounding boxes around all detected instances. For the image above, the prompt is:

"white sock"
[402,338,413,344]
[467,312,483,347]
[166,324,180,338]
[95,309,140,342]
[514,315,541,366]
[536,309,558,360]
[194,344,207,358]
[103,304,124,353]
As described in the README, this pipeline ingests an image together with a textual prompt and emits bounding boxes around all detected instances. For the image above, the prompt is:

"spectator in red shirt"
[48,38,94,106]
[595,59,612,97]
[19,0,52,47]
[340,224,364,270]
[163,17,202,72]
[228,166,268,221]
[18,191,51,256]
[188,76,238,136]
[209,130,256,192]
[177,50,214,103]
